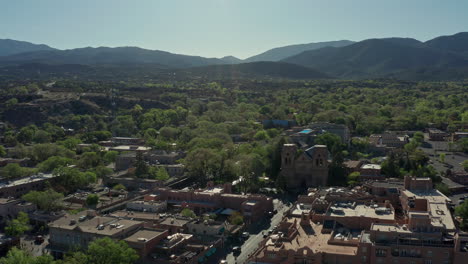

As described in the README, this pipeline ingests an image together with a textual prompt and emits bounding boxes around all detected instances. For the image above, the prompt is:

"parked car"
[233,246,241,254]
[35,235,44,244]
[241,232,249,239]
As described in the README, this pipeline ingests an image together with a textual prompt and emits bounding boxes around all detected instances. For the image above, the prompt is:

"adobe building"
[0,198,35,224]
[0,173,57,198]
[280,144,329,191]
[428,128,449,141]
[369,133,409,148]
[250,176,468,264]
[151,183,273,222]
[48,210,143,258]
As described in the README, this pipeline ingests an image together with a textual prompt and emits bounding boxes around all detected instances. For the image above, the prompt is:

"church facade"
[280,144,329,190]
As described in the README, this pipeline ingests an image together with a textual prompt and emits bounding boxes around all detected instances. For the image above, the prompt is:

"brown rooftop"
[343,160,362,169]
[124,229,166,243]
[263,217,357,256]
[49,213,142,236]
[159,217,191,227]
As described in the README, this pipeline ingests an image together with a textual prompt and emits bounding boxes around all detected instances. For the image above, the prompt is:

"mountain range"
[244,40,355,62]
[1,32,468,80]
[0,39,56,56]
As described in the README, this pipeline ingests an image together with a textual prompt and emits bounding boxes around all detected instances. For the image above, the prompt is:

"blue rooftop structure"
[299,129,313,134]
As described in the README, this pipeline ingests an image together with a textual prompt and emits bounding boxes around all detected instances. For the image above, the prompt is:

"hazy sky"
[1,0,467,59]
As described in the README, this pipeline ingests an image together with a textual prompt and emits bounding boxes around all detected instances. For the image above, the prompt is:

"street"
[223,199,290,264]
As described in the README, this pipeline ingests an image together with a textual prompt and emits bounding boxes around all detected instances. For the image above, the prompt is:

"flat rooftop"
[111,210,160,221]
[49,213,142,236]
[402,189,455,230]
[367,180,403,188]
[291,203,312,216]
[203,187,224,194]
[0,173,55,188]
[328,204,394,220]
[263,217,357,255]
[124,229,166,243]
[361,164,381,170]
[159,217,191,227]
[109,146,151,151]
[371,223,412,233]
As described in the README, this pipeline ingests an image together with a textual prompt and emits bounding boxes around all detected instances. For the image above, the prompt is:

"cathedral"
[280,144,329,191]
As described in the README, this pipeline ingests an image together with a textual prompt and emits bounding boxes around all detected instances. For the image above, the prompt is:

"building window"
[424,260,432,264]
[376,248,386,257]
[362,247,367,253]
[427,250,432,257]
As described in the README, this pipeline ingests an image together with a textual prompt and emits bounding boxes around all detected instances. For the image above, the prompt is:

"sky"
[1,0,467,59]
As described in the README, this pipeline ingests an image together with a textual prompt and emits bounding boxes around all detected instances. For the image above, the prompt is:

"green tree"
[347,171,360,185]
[5,98,18,109]
[181,208,196,218]
[0,164,36,180]
[463,160,468,172]
[85,237,138,264]
[228,212,244,225]
[112,184,126,191]
[59,137,82,150]
[38,156,73,172]
[435,183,451,196]
[0,247,56,264]
[413,131,424,143]
[184,148,221,185]
[456,200,468,230]
[155,167,170,181]
[31,143,75,163]
[78,152,102,169]
[92,166,113,178]
[86,194,99,207]
[315,133,345,154]
[460,138,468,153]
[53,167,96,191]
[439,153,446,163]
[0,145,6,157]
[103,151,118,164]
[33,130,52,143]
[22,190,64,212]
[381,152,401,177]
[143,128,158,141]
[134,152,149,178]
[17,125,37,143]
[253,130,269,141]
[5,212,30,237]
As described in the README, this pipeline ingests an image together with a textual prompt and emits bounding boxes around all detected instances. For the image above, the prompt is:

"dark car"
[35,235,44,244]
[233,246,241,255]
